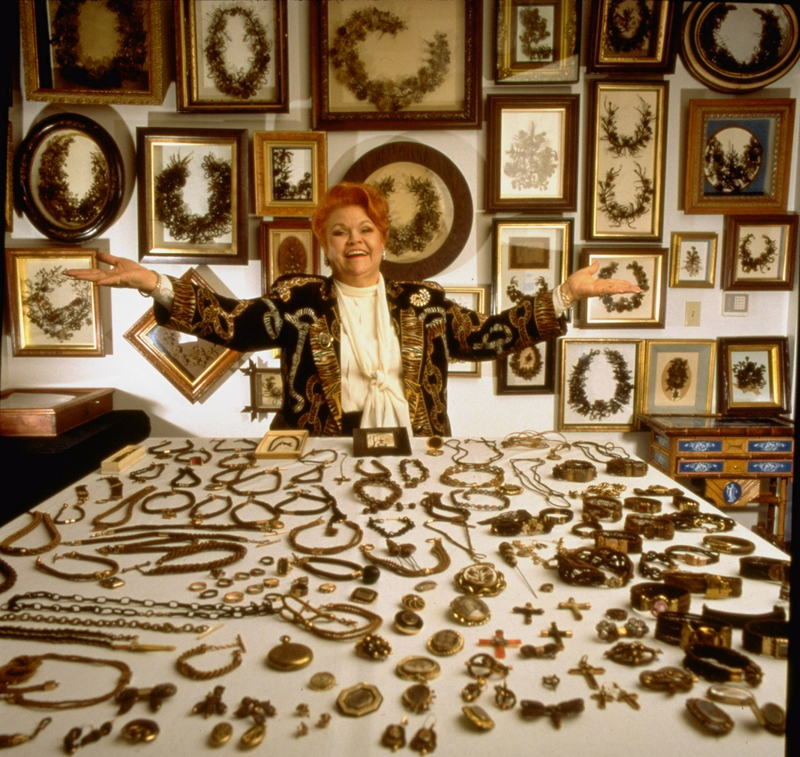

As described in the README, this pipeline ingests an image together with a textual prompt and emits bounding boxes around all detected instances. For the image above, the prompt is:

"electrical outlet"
[685,301,701,327]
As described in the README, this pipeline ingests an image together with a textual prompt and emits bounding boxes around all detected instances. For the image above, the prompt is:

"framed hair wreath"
[175,0,289,112]
[578,248,666,329]
[558,339,643,432]
[137,127,248,265]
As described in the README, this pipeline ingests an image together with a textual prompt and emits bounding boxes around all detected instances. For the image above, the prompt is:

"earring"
[323,256,330,267]
[381,717,407,751]
[409,717,437,754]
[382,250,387,260]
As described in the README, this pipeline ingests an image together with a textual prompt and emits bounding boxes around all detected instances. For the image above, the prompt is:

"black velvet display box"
[0,409,150,526]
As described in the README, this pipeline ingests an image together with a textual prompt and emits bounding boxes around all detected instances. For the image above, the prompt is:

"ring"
[117,276,122,286]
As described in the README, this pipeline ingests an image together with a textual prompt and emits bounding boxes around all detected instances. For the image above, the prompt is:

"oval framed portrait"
[342,141,473,281]
[15,112,124,243]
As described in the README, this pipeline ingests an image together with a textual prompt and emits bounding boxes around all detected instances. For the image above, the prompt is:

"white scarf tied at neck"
[334,275,411,432]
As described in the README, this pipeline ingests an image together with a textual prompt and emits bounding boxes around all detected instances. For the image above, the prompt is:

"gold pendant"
[402,683,435,714]
[209,722,233,747]
[266,635,313,671]
[240,723,265,749]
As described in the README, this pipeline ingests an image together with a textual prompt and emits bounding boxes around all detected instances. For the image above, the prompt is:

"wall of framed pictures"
[3,1,798,457]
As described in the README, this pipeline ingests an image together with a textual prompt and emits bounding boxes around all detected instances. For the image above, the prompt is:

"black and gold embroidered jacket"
[155,275,567,436]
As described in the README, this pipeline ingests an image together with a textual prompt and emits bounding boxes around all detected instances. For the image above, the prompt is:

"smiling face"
[323,205,385,287]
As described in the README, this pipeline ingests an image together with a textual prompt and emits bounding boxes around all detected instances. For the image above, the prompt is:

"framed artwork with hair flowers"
[558,338,643,432]
[136,127,248,265]
[587,0,681,74]
[310,0,482,130]
[684,98,795,215]
[722,214,798,292]
[491,218,573,394]
[642,340,716,416]
[19,0,166,105]
[174,0,288,113]
[577,248,667,329]
[717,337,790,417]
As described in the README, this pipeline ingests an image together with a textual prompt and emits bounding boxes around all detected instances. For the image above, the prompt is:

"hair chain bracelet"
[360,538,451,577]
[0,512,62,557]
[288,516,363,555]
[176,635,246,680]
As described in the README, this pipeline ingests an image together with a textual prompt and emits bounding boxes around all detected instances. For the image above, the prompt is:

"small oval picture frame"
[15,113,124,243]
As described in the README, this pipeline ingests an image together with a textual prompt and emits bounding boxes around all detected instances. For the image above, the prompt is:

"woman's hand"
[65,252,159,293]
[562,261,642,303]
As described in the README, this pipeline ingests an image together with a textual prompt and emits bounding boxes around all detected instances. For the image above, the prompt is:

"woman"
[67,183,639,437]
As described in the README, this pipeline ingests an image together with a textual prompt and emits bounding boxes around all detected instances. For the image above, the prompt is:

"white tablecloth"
[0,436,789,756]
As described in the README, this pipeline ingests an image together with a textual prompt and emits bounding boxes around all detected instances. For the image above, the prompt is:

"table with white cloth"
[0,435,789,757]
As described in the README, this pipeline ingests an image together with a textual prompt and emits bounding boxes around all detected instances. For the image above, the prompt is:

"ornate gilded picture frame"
[175,0,288,112]
[722,214,798,292]
[681,3,800,93]
[587,0,680,74]
[684,99,795,215]
[124,268,245,404]
[311,0,482,130]
[253,131,327,218]
[485,94,579,213]
[558,338,643,432]
[5,247,104,358]
[494,0,580,84]
[585,80,668,242]
[717,336,789,417]
[642,340,716,416]
[137,127,248,265]
[20,0,166,105]
[15,113,124,244]
[241,359,284,418]
[492,218,572,394]
[259,219,320,294]
[578,248,667,329]
[669,232,717,288]
[444,286,489,377]
[342,141,473,281]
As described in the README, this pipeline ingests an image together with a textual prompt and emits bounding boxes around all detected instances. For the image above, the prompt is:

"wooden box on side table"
[0,388,114,437]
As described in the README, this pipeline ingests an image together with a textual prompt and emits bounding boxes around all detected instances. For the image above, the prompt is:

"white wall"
[4,1,798,463]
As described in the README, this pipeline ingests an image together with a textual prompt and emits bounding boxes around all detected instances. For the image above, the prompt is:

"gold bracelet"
[559,282,574,307]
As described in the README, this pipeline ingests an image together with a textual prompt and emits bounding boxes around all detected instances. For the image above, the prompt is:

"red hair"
[311,183,390,246]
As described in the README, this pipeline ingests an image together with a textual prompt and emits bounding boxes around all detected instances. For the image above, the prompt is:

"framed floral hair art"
[669,232,717,288]
[311,0,482,130]
[485,94,579,213]
[642,340,716,416]
[174,0,288,112]
[20,0,166,105]
[684,99,795,215]
[717,337,790,417]
[137,127,249,265]
[5,247,104,358]
[587,0,681,74]
[494,0,580,84]
[492,218,573,394]
[578,248,667,329]
[558,338,643,432]
[585,80,669,242]
[722,214,798,291]
[259,219,320,294]
[124,269,245,403]
[240,359,284,419]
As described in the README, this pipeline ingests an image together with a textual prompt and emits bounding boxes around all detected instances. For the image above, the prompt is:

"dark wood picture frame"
[310,0,482,130]
[578,248,667,329]
[137,127,249,266]
[20,0,166,105]
[259,219,320,294]
[124,268,245,404]
[681,3,800,93]
[5,247,104,358]
[342,141,473,281]
[15,113,124,243]
[175,0,289,113]
[494,0,580,84]
[585,80,668,242]
[717,336,790,417]
[684,98,795,216]
[722,214,798,292]
[485,94,579,213]
[587,0,680,74]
